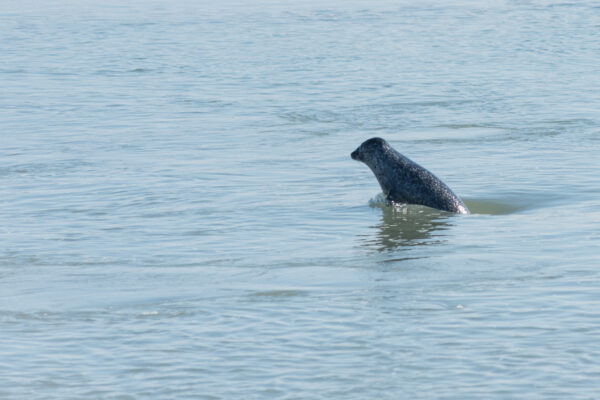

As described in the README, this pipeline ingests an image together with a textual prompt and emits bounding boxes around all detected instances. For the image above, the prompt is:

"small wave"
[279,110,340,124]
[368,194,458,216]
[368,193,388,207]
[402,126,507,142]
[248,290,308,299]
[1,68,26,74]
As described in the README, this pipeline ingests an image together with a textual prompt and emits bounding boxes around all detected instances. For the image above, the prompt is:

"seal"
[351,137,469,214]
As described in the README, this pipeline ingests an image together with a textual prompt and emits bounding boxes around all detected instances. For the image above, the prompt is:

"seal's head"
[351,137,389,163]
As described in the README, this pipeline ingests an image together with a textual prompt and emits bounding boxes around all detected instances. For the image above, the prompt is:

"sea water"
[1,0,599,398]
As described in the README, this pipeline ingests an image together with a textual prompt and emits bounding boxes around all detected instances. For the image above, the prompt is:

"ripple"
[248,290,308,299]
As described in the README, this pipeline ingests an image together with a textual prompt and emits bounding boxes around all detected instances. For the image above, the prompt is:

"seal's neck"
[366,156,395,199]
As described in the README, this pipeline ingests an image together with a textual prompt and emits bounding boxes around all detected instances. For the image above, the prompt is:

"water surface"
[1,0,599,398]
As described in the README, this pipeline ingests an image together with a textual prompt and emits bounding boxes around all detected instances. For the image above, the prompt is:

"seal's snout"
[351,148,360,161]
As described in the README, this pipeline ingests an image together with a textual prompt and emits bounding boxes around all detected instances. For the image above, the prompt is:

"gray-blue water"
[1,0,599,398]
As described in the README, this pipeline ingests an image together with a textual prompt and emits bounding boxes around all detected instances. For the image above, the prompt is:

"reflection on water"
[361,200,454,252]
[463,192,557,215]
[361,194,539,253]
[361,194,533,252]
[463,198,518,215]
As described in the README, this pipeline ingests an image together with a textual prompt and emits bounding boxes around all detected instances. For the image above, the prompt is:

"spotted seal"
[351,137,469,214]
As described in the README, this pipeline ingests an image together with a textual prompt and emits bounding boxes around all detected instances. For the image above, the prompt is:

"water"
[1,0,599,398]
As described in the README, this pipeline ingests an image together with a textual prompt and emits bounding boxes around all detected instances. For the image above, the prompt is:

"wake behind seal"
[351,137,469,214]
